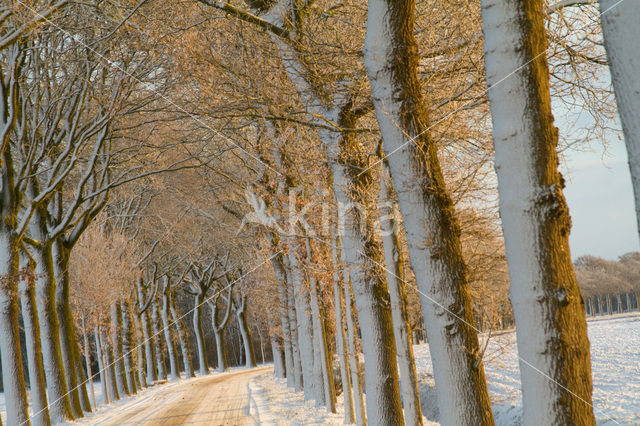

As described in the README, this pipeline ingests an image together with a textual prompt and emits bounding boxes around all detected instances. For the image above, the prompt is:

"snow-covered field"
[414,313,640,425]
[2,314,639,425]
[253,314,640,425]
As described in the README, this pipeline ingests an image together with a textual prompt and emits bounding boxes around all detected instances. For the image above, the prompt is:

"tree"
[481,0,595,423]
[363,0,494,423]
[598,1,640,243]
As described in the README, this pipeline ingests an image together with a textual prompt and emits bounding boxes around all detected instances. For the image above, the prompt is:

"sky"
[561,138,639,260]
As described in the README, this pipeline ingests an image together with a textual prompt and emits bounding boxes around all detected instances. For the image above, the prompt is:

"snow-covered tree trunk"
[363,0,494,423]
[329,148,404,424]
[138,281,157,382]
[235,294,257,368]
[598,0,640,242]
[0,233,30,426]
[273,31,404,419]
[481,0,595,424]
[286,242,316,399]
[271,335,286,378]
[103,329,120,401]
[342,268,366,426]
[53,241,86,417]
[171,294,194,378]
[81,316,96,410]
[309,276,328,407]
[151,294,167,380]
[284,256,303,391]
[209,295,232,372]
[270,249,295,385]
[95,327,109,405]
[306,238,336,411]
[212,328,227,372]
[193,293,209,375]
[33,237,74,422]
[132,310,148,388]
[121,301,138,395]
[74,344,92,413]
[93,327,110,405]
[19,267,51,426]
[331,232,354,424]
[379,161,422,425]
[161,280,180,380]
[111,301,130,397]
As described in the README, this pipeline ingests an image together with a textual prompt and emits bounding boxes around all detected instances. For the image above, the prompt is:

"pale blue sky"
[562,138,639,260]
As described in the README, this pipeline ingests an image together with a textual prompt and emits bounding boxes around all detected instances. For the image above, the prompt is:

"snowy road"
[89,366,272,425]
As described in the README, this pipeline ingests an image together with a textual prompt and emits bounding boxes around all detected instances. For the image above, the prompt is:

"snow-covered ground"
[1,314,638,424]
[250,375,345,424]
[252,313,640,425]
[413,313,640,425]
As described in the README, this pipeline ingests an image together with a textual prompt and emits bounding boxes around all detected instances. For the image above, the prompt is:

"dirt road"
[93,366,272,425]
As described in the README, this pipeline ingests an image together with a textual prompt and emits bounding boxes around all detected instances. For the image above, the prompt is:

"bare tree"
[481,0,595,423]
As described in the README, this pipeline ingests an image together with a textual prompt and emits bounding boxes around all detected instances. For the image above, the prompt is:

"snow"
[413,313,640,425]
[249,373,345,424]
[2,314,638,424]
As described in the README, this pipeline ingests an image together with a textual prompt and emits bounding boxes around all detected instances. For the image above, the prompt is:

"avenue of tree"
[0,1,638,425]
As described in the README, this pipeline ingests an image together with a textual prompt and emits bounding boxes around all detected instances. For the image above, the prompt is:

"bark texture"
[111,301,130,397]
[481,0,595,423]
[379,161,422,425]
[364,0,494,423]
[331,233,354,424]
[193,293,210,375]
[33,239,74,422]
[0,232,30,426]
[599,0,640,242]
[171,294,195,378]
[19,272,51,426]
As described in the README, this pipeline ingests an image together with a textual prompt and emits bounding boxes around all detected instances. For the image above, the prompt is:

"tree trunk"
[81,316,96,410]
[132,311,148,388]
[331,161,404,424]
[286,242,315,399]
[269,246,294,384]
[19,271,51,426]
[284,255,303,391]
[33,240,74,422]
[95,327,109,405]
[137,279,156,383]
[103,329,120,402]
[171,293,194,378]
[213,328,228,372]
[0,231,30,426]
[342,271,367,426]
[193,293,209,375]
[599,0,640,243]
[74,341,92,412]
[270,332,286,378]
[481,0,595,423]
[53,241,85,418]
[161,282,180,380]
[121,301,138,395]
[151,297,167,380]
[331,231,355,424]
[110,301,130,397]
[236,300,257,368]
[379,162,423,425]
[306,238,336,412]
[364,0,494,423]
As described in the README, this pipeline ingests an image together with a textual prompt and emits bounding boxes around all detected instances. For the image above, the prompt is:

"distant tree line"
[575,253,640,315]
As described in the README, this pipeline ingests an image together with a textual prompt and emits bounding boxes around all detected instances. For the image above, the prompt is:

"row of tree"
[2,0,640,425]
